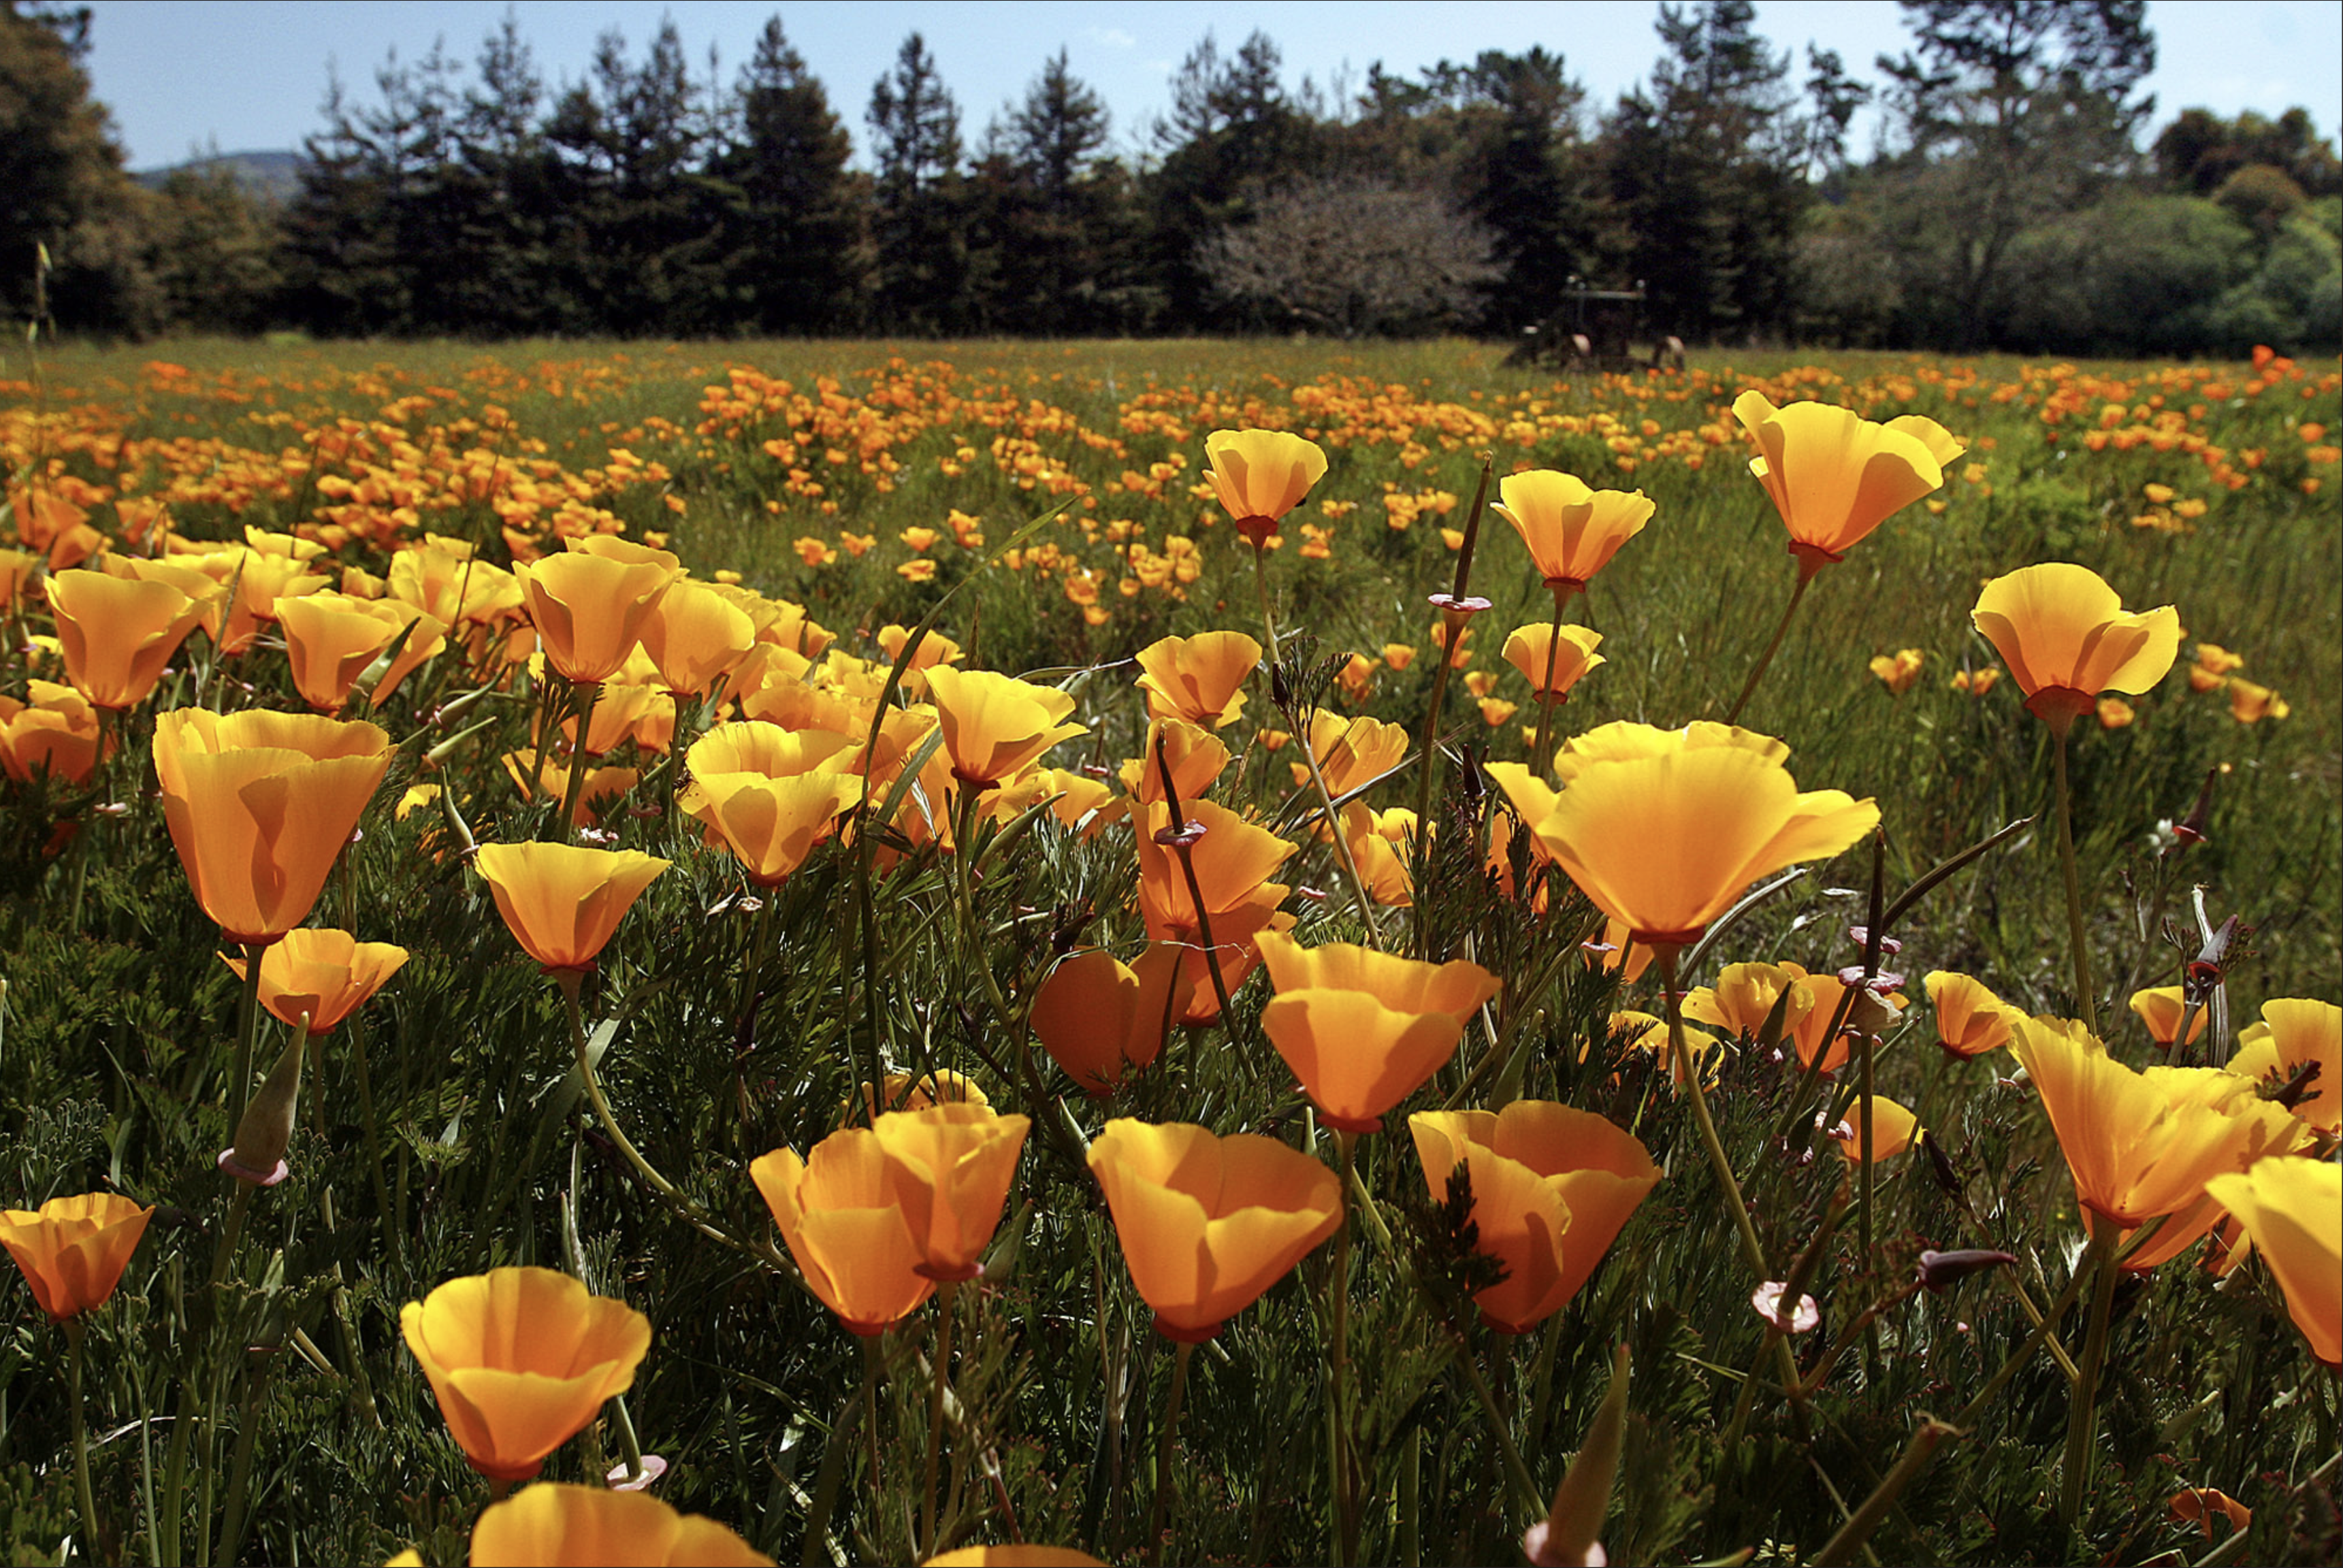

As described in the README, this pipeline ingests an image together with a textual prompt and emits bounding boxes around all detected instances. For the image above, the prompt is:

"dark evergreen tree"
[993,50,1122,333]
[1448,50,1590,332]
[719,15,862,333]
[866,32,966,333]
[1599,1,1805,342]
[1,1,152,331]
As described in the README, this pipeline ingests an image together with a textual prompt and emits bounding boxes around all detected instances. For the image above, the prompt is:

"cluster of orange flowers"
[3,340,2336,1565]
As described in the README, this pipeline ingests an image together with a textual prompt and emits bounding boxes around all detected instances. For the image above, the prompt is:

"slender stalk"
[1656,950,1771,1284]
[1811,1418,1957,1567]
[1725,570,1812,725]
[346,1013,396,1265]
[1532,583,1574,778]
[2060,1215,2122,1524]
[1408,610,1466,949]
[1328,1130,1359,1566]
[1252,543,1383,942]
[67,1318,100,1561]
[2050,727,2098,1034]
[862,1334,885,1488]
[553,677,602,843]
[226,940,267,1129]
[1450,1337,1544,1520]
[920,1281,959,1561]
[1146,1340,1194,1566]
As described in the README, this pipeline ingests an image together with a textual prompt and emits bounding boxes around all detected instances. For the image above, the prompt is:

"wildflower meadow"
[0,334,2336,1567]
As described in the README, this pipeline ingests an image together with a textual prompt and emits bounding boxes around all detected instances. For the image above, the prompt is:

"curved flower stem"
[1253,542,1383,945]
[2050,726,2099,1036]
[1656,949,1809,1405]
[1725,569,1812,726]
[554,678,601,843]
[66,1318,99,1560]
[1408,610,1466,954]
[920,1280,959,1561]
[1449,1333,1544,1522]
[2060,1215,2122,1525]
[554,971,796,1276]
[1146,1339,1194,1567]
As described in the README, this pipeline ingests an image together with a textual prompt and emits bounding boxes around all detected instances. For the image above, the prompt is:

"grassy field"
[0,334,2336,1566]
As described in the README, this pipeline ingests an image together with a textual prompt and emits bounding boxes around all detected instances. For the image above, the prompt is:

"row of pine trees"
[7,1,2340,350]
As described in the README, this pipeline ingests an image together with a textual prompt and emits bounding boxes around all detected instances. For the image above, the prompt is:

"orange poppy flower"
[1087,1118,1342,1341]
[1528,722,1877,948]
[517,551,679,685]
[151,708,394,945]
[2166,1488,2252,1541]
[638,579,756,699]
[680,723,862,886]
[922,666,1086,792]
[44,570,207,710]
[0,681,106,786]
[400,1267,652,1483]
[1732,391,1962,572]
[221,928,409,1034]
[1256,931,1500,1132]
[1408,1103,1660,1333]
[467,1483,773,1566]
[2008,1015,2303,1228]
[1682,961,1815,1045]
[2204,1156,2340,1367]
[1969,563,2181,732]
[2229,999,2341,1136]
[1502,623,1604,699]
[0,1194,154,1322]
[275,593,446,713]
[1029,945,1192,1094]
[2128,985,2210,1048]
[1826,1097,1922,1162]
[1203,429,1329,548]
[750,1134,936,1335]
[1869,648,1925,695]
[1134,798,1297,1019]
[1134,631,1261,729]
[472,842,670,974]
[869,1104,1031,1283]
[1120,719,1229,806]
[2224,677,2290,724]
[1924,971,2018,1058]
[1303,712,1408,801]
[1491,470,1653,593]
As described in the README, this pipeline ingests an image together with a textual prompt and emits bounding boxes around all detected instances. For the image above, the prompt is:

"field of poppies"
[0,334,2336,1568]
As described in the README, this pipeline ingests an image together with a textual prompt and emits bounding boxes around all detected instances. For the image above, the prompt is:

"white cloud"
[1087,27,1137,48]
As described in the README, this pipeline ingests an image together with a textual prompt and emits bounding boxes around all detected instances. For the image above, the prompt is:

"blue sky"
[82,0,2343,172]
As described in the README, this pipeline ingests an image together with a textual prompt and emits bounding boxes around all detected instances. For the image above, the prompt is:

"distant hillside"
[133,150,304,203]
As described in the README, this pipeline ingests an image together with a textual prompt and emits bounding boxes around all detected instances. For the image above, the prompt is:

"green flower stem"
[920,1279,959,1561]
[1725,568,1812,725]
[1327,1129,1359,1566]
[346,1013,397,1265]
[611,1394,645,1480]
[1449,1333,1544,1522]
[1531,583,1575,779]
[1407,610,1466,955]
[2060,1214,2122,1524]
[2050,725,2099,1035]
[66,1318,100,1562]
[554,677,602,843]
[1656,950,1809,1404]
[554,972,795,1275]
[1146,1339,1194,1567]
[1253,542,1384,947]
[1810,1417,1958,1567]
[226,939,267,1130]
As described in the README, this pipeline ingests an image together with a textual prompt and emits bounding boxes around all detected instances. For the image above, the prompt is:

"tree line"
[5,0,2338,353]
